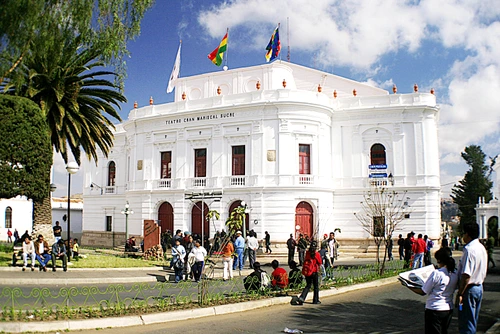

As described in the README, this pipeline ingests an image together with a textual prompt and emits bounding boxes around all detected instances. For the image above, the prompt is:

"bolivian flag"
[208,31,228,66]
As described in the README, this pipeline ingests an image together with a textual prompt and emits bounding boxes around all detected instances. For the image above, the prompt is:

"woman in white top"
[409,247,458,334]
[190,239,207,282]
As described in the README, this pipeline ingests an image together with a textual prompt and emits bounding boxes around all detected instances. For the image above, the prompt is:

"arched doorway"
[192,201,210,239]
[295,201,314,239]
[158,202,174,234]
[228,200,249,233]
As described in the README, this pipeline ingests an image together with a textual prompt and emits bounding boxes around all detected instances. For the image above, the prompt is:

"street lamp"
[121,202,134,242]
[66,162,79,244]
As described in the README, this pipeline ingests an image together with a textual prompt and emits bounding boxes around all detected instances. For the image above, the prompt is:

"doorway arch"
[228,200,250,233]
[158,202,174,234]
[295,201,314,239]
[191,201,210,239]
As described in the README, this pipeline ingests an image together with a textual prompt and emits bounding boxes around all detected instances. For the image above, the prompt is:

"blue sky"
[52,0,500,199]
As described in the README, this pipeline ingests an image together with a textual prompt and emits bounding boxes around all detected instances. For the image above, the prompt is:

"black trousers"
[299,272,319,303]
[425,309,452,334]
[288,249,295,265]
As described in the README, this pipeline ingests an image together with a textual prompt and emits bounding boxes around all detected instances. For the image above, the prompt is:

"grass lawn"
[0,251,166,268]
[69,254,164,268]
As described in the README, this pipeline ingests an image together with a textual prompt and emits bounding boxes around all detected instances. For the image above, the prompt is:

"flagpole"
[224,28,229,70]
[278,23,282,61]
[287,18,290,62]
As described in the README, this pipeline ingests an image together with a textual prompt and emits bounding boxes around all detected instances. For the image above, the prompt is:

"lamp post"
[121,202,134,243]
[66,162,79,244]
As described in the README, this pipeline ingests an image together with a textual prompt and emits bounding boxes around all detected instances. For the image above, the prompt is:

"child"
[72,238,80,258]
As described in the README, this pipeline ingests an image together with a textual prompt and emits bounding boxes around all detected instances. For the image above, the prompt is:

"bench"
[12,246,23,266]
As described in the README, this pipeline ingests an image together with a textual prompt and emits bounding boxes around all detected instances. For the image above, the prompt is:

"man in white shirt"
[22,236,35,271]
[246,231,259,270]
[457,223,488,334]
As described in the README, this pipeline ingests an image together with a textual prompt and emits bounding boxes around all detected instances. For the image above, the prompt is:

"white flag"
[166,41,181,93]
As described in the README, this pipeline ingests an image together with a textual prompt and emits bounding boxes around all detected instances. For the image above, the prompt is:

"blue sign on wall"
[369,164,387,170]
[369,173,388,178]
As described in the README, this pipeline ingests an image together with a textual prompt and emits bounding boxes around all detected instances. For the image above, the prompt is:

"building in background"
[0,196,83,242]
[475,162,500,240]
[82,61,441,248]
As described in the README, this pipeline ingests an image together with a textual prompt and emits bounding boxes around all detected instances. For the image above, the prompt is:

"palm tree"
[4,35,126,233]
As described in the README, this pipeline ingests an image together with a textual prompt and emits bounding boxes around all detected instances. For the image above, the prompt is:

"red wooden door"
[232,146,245,175]
[191,201,209,237]
[295,201,313,238]
[299,144,310,174]
[158,202,173,234]
[195,149,206,177]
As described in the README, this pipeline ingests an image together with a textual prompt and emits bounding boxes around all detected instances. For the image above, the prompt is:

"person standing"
[327,232,338,279]
[7,229,12,243]
[13,229,19,244]
[296,241,322,305]
[387,235,393,261]
[286,234,296,265]
[397,234,405,260]
[22,236,35,271]
[424,235,434,266]
[404,233,413,269]
[264,231,272,254]
[413,234,427,269]
[297,234,307,266]
[406,247,458,334]
[457,223,487,334]
[486,235,496,268]
[190,239,207,282]
[53,221,62,243]
[233,231,245,271]
[247,231,259,270]
[171,239,186,283]
[72,238,80,258]
[222,238,234,280]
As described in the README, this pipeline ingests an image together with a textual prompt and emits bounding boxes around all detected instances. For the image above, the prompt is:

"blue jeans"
[413,252,424,268]
[459,284,483,334]
[36,254,50,267]
[233,248,244,270]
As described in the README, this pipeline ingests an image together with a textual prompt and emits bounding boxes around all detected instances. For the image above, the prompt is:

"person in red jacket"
[296,241,322,304]
[412,234,427,268]
[271,260,289,290]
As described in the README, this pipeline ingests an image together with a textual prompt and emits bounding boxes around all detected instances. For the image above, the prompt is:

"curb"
[0,268,255,286]
[2,276,398,333]
[485,320,500,334]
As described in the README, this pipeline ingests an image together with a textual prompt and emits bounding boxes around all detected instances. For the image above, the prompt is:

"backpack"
[302,257,316,277]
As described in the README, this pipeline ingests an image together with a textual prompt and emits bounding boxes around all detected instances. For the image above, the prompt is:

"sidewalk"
[0,253,366,286]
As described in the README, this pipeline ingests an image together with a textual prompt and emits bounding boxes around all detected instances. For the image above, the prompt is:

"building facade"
[475,162,499,239]
[82,61,441,247]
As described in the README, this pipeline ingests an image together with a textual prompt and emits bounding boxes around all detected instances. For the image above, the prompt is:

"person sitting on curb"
[22,236,35,271]
[125,236,140,252]
[271,260,289,290]
[244,262,270,293]
[51,239,68,272]
[288,260,303,289]
[34,234,50,272]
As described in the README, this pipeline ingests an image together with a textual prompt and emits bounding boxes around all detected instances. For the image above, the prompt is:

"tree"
[0,95,52,202]
[0,0,154,87]
[6,36,126,164]
[354,187,410,275]
[225,206,246,236]
[451,145,493,230]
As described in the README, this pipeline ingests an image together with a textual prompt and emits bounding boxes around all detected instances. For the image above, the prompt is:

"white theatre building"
[82,61,441,248]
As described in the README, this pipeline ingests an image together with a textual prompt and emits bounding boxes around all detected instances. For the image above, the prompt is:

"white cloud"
[197,0,500,174]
